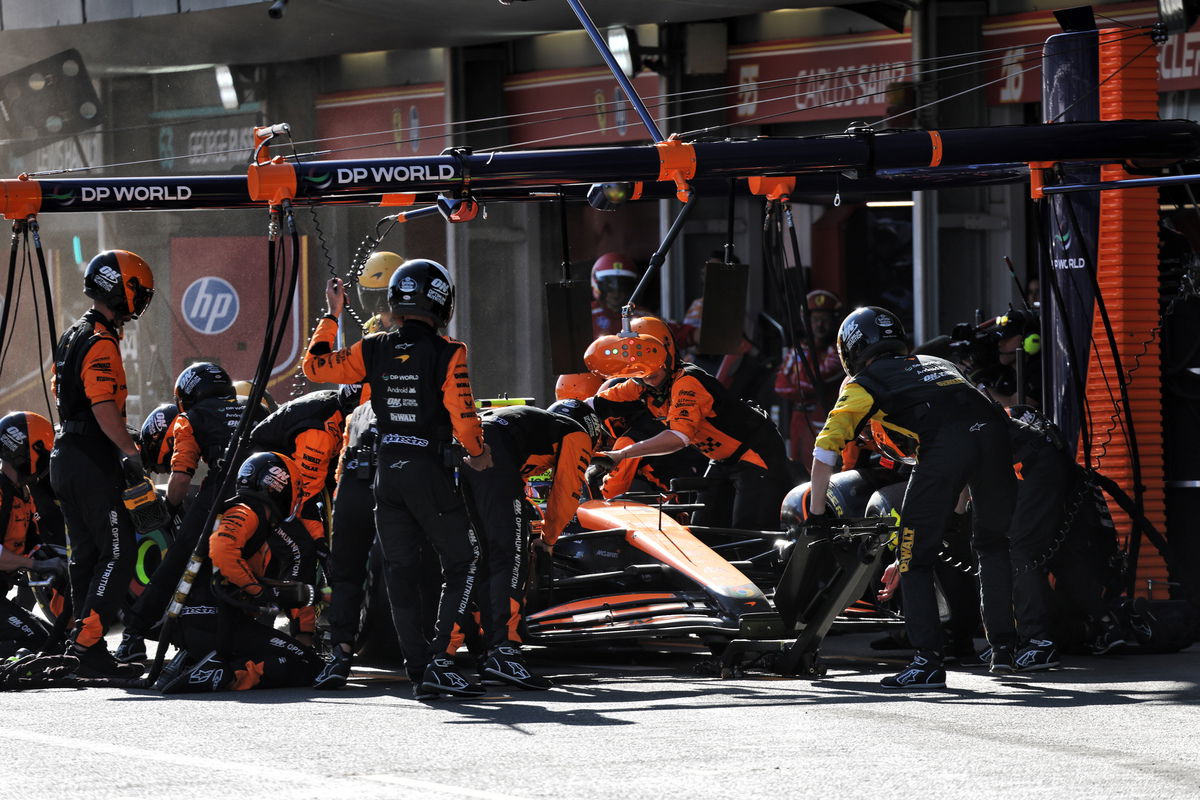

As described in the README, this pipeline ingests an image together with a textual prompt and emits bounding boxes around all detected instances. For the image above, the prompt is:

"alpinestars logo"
[500,659,532,679]
[969,423,988,432]
[190,666,224,686]
[441,671,469,689]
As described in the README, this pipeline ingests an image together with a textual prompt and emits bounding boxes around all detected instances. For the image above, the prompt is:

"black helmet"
[174,362,235,412]
[358,251,403,317]
[83,250,155,320]
[547,399,603,447]
[0,411,55,483]
[234,451,303,522]
[388,258,455,326]
[337,383,363,416]
[836,306,907,377]
[138,403,180,473]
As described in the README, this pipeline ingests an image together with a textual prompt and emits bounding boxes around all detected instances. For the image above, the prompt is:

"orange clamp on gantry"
[747,175,796,202]
[246,124,298,206]
[655,136,696,203]
[0,175,43,221]
[246,159,297,206]
[1028,161,1057,200]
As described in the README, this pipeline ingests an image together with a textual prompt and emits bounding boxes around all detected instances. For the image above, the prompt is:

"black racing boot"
[481,643,552,690]
[161,651,235,694]
[1088,615,1127,655]
[152,650,193,692]
[989,644,1017,675]
[1015,640,1060,672]
[114,631,148,663]
[880,651,946,690]
[418,656,485,699]
[70,643,145,680]
[314,647,353,690]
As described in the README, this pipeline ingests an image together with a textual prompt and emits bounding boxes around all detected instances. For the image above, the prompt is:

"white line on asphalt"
[359,773,531,799]
[0,727,531,800]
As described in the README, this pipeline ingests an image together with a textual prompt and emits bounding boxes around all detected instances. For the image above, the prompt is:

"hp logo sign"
[182,277,239,335]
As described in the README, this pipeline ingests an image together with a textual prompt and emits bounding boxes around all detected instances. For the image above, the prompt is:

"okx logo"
[182,277,239,335]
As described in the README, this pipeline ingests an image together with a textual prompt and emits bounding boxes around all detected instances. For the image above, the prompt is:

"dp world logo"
[182,277,239,335]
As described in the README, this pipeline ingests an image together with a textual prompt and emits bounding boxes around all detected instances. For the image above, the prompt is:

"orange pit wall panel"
[1088,30,1166,596]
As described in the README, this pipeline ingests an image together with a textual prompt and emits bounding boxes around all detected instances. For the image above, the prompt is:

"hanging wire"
[0,246,29,375]
[12,37,1050,167]
[21,239,55,417]
[20,28,1152,178]
[279,132,378,398]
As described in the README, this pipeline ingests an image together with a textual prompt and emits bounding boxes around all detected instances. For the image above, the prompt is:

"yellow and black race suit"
[814,354,1017,657]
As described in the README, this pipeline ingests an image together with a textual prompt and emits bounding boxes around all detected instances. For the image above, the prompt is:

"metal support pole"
[624,192,696,330]
[565,0,665,143]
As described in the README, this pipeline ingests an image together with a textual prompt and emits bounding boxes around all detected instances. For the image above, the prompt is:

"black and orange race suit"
[459,405,592,648]
[597,409,708,499]
[595,363,790,529]
[813,353,1017,656]
[49,309,137,649]
[176,499,320,690]
[126,397,263,637]
[303,315,484,676]
[250,389,348,541]
[0,475,52,656]
[249,390,352,636]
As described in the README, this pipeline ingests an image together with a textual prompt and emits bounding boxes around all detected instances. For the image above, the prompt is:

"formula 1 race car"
[524,496,790,648]
[520,469,904,676]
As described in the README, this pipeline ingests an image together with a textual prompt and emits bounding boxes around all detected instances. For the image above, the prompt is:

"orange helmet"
[555,372,604,401]
[590,252,638,302]
[630,316,675,370]
[584,333,666,379]
[84,250,154,320]
[0,411,54,483]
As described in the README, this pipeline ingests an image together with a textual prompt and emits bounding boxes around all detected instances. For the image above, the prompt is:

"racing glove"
[262,579,316,609]
[585,455,615,498]
[27,556,67,577]
[803,496,836,534]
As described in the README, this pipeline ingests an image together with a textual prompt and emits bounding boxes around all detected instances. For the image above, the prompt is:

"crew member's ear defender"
[698,259,748,354]
[545,279,593,374]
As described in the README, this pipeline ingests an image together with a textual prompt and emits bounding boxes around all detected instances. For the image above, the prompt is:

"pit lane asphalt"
[2,632,1196,800]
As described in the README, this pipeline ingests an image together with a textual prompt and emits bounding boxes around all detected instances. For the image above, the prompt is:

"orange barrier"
[1088,29,1166,596]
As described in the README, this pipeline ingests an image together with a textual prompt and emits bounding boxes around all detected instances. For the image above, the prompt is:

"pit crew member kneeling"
[162,452,322,693]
